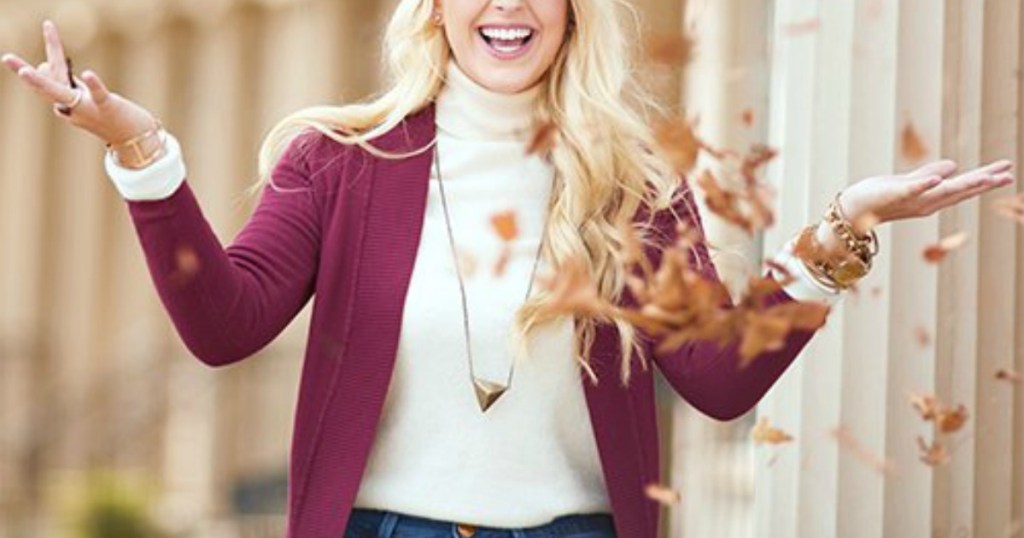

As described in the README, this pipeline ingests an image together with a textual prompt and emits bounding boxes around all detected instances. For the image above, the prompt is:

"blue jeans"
[344,507,616,538]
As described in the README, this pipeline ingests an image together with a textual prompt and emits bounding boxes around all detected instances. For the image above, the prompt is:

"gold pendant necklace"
[433,145,550,413]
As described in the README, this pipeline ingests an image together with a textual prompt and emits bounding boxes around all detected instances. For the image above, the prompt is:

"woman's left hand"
[837,159,1015,225]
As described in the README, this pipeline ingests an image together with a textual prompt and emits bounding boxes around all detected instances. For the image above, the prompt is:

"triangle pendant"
[473,378,507,412]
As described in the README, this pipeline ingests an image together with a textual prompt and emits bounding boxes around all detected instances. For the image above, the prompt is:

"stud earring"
[432,11,443,25]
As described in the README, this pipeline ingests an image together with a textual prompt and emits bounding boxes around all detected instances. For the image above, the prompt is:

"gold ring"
[54,88,83,116]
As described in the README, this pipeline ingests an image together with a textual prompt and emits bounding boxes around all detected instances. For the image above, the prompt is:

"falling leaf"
[653,116,702,176]
[740,109,755,127]
[169,245,200,287]
[923,231,969,263]
[751,416,794,445]
[781,18,821,37]
[493,247,511,277]
[995,368,1023,384]
[917,436,951,467]
[644,483,682,505]
[829,426,897,475]
[526,121,558,157]
[490,210,519,242]
[936,405,969,434]
[537,256,610,318]
[992,194,1024,224]
[914,326,931,347]
[909,392,970,433]
[901,122,929,163]
[910,392,939,421]
[644,33,695,67]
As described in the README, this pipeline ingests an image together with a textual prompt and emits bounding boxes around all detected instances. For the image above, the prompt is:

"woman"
[2,1,1014,537]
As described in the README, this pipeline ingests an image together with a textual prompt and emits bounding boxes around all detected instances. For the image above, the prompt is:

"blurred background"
[0,0,1022,537]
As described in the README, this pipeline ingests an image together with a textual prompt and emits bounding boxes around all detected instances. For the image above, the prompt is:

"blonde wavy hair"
[252,0,697,386]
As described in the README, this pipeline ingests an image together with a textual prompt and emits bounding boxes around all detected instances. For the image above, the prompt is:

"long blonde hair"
[254,0,691,386]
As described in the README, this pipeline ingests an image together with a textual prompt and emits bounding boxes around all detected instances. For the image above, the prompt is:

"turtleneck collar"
[435,60,542,142]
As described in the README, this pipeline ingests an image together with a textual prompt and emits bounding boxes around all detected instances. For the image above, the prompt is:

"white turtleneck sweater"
[104,60,840,528]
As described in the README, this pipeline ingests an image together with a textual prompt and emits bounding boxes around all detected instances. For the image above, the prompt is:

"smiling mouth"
[478,27,536,54]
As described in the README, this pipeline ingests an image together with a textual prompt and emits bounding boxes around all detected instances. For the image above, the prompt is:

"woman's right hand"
[1,19,158,148]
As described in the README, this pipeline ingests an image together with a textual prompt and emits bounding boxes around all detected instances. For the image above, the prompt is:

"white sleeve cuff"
[103,131,187,201]
[770,238,844,306]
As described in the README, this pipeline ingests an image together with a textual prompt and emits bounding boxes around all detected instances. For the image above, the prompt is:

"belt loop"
[378,511,399,538]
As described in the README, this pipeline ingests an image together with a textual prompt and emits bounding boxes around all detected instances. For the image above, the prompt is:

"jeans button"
[456,523,477,537]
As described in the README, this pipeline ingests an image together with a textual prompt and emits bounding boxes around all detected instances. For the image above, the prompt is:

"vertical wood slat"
[935,2,983,536]
[975,1,1021,536]
[756,0,823,534]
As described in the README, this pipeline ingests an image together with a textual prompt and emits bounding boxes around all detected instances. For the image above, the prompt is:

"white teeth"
[480,27,533,41]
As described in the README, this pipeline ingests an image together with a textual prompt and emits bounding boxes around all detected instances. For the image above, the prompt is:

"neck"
[434,61,542,142]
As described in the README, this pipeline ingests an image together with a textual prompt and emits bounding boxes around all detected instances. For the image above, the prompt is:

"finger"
[909,159,958,179]
[42,20,69,85]
[929,172,1014,212]
[909,174,944,196]
[925,164,1006,199]
[18,65,79,104]
[81,70,110,105]
[1,52,31,74]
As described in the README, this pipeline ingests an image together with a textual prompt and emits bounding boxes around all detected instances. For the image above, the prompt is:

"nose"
[492,0,524,11]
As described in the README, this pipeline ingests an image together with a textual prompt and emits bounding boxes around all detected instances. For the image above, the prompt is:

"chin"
[475,69,543,94]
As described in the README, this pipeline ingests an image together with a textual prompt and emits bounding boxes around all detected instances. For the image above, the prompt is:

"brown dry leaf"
[901,122,929,163]
[739,311,792,360]
[993,193,1024,224]
[751,416,794,445]
[936,405,969,434]
[493,247,511,278]
[923,231,969,263]
[490,210,519,243]
[995,368,1023,384]
[914,326,931,347]
[692,145,778,235]
[909,392,970,433]
[644,33,695,67]
[829,426,897,475]
[653,116,702,176]
[170,245,200,287]
[917,436,951,467]
[644,483,682,506]
[909,392,939,421]
[536,256,611,319]
[740,109,755,128]
[526,121,558,157]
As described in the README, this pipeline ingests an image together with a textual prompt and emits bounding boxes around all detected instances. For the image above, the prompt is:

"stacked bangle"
[793,191,880,290]
[105,116,167,169]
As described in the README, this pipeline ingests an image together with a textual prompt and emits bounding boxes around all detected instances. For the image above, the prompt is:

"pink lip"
[477,27,537,61]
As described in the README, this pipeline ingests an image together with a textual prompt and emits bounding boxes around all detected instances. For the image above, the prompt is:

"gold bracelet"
[106,117,167,169]
[826,191,879,261]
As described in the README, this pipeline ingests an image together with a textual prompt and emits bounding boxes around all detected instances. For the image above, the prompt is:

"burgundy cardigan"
[125,103,818,538]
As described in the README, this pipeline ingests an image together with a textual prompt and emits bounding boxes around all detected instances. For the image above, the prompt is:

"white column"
[755,1,1023,537]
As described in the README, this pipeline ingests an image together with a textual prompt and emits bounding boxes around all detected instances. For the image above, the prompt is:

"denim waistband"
[346,507,616,538]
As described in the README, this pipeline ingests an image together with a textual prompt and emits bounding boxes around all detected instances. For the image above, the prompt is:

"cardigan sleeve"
[645,184,831,421]
[117,130,325,367]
